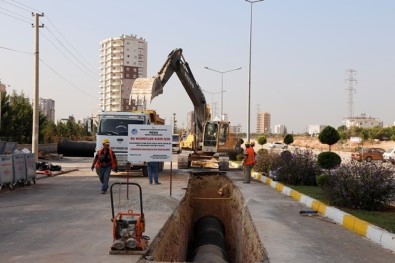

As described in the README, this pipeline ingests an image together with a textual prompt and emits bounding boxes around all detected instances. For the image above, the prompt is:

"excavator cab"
[202,121,232,152]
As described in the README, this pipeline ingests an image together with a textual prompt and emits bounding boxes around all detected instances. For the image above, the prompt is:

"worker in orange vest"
[91,138,118,194]
[242,142,255,183]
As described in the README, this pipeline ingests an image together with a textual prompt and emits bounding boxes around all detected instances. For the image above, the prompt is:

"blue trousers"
[147,162,159,184]
[97,166,111,191]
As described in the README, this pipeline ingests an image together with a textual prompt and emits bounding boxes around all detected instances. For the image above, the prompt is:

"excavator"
[131,48,243,170]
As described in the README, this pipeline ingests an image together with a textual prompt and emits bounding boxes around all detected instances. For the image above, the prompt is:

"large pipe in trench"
[190,215,229,263]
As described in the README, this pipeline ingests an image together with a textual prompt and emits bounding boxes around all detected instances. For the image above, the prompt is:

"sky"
[0,0,394,134]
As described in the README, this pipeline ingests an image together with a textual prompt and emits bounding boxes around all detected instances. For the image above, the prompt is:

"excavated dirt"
[138,172,268,263]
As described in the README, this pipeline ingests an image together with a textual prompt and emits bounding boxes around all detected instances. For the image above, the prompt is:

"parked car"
[383,147,395,164]
[351,147,385,162]
[269,142,288,149]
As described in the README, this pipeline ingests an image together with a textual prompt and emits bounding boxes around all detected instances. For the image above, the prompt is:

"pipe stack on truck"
[95,110,164,176]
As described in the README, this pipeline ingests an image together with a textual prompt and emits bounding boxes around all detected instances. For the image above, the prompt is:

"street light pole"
[202,89,222,120]
[204,66,242,120]
[245,0,263,143]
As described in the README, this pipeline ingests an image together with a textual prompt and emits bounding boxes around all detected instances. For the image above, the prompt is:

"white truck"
[172,134,181,154]
[95,111,164,176]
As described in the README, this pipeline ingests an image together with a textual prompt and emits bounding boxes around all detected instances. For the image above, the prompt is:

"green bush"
[257,135,267,147]
[316,173,330,187]
[322,162,395,210]
[254,151,283,175]
[277,149,321,186]
[317,152,341,170]
[257,148,268,155]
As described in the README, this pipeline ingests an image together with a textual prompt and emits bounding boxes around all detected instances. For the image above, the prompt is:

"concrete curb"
[248,170,395,253]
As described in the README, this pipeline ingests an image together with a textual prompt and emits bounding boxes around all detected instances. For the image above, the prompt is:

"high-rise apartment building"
[39,98,55,122]
[99,34,148,112]
[256,112,271,134]
[274,124,285,135]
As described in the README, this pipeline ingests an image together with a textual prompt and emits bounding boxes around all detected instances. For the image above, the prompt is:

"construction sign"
[127,124,172,163]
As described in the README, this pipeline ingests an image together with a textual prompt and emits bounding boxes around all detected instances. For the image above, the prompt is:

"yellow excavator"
[131,48,243,170]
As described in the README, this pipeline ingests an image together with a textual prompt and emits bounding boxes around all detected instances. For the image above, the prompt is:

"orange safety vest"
[244,147,255,165]
[95,148,116,169]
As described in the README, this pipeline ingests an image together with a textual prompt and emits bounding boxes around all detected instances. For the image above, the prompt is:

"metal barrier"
[0,155,14,190]
[13,154,26,186]
[25,153,36,185]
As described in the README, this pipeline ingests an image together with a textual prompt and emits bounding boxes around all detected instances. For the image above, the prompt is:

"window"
[219,125,228,145]
[203,123,218,147]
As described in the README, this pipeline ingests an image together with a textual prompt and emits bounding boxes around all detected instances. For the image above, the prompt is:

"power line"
[0,9,30,23]
[41,30,97,81]
[10,0,42,13]
[45,15,98,74]
[1,0,99,106]
[44,25,97,78]
[0,45,32,55]
[39,58,98,101]
[0,0,32,13]
[2,0,97,79]
[0,4,31,20]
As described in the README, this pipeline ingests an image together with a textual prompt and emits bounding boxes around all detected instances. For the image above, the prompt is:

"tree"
[337,125,348,140]
[1,90,33,143]
[318,126,340,151]
[283,134,294,146]
[257,135,267,148]
[317,152,341,170]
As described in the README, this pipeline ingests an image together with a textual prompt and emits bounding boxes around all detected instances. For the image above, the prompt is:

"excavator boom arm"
[132,48,209,139]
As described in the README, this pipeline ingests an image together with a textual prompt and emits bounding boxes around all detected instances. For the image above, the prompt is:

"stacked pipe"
[57,141,95,157]
[190,215,229,263]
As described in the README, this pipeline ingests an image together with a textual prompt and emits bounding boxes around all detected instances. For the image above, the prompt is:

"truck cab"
[172,134,181,154]
[96,111,164,176]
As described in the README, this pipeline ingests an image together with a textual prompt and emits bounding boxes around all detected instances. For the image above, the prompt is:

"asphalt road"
[0,156,394,263]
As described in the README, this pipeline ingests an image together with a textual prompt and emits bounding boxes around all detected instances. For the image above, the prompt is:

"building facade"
[39,98,55,122]
[230,123,242,134]
[99,34,148,112]
[256,112,271,134]
[343,114,383,129]
[274,124,286,135]
[308,124,326,136]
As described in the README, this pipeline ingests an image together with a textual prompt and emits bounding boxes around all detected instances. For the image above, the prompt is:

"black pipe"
[190,215,229,263]
[57,141,96,157]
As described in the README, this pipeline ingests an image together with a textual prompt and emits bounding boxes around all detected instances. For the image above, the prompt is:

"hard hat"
[245,142,250,146]
[102,138,110,145]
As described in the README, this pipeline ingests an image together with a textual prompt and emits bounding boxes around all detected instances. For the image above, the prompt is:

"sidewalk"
[237,164,395,253]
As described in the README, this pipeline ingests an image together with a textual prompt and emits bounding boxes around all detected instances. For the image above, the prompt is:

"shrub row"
[254,149,395,211]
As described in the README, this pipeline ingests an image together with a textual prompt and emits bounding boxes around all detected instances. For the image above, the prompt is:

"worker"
[251,141,257,161]
[91,138,118,194]
[242,142,255,183]
[147,161,161,185]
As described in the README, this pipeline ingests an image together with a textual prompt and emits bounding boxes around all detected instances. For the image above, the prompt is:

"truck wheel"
[142,167,148,177]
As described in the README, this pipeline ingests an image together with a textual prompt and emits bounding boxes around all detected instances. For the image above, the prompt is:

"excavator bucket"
[130,77,163,106]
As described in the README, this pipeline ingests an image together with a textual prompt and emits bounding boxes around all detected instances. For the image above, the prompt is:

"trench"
[140,172,268,263]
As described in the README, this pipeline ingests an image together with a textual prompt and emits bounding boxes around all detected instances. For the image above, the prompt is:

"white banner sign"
[127,125,172,162]
[350,136,362,143]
